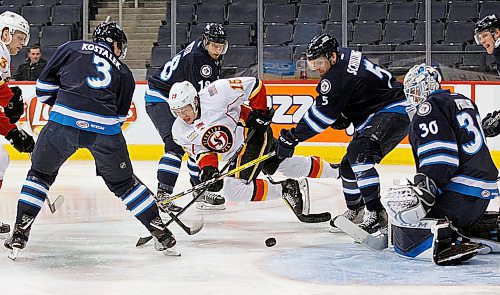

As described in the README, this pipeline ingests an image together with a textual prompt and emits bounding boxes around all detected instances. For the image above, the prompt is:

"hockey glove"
[4,86,24,124]
[6,128,35,153]
[482,110,500,138]
[276,128,299,160]
[331,113,351,130]
[199,166,223,192]
[246,109,275,134]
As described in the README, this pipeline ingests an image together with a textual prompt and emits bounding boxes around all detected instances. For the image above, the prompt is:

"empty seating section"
[149,0,500,76]
[0,0,84,62]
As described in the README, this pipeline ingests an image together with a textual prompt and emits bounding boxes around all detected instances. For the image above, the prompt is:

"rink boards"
[4,80,500,165]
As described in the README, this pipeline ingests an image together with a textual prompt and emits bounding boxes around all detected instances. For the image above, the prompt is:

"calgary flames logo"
[201,125,233,153]
[19,96,138,137]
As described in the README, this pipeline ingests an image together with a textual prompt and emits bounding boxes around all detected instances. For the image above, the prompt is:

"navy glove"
[246,109,274,134]
[199,166,223,192]
[276,128,299,160]
[6,128,35,153]
[4,86,24,124]
[331,113,351,130]
[482,110,500,138]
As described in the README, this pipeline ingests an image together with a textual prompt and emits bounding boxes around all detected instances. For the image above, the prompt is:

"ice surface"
[0,162,498,295]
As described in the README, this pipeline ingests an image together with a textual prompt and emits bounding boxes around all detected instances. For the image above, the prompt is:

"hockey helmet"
[403,64,442,108]
[168,81,199,118]
[474,14,500,45]
[0,11,30,46]
[203,23,228,54]
[93,22,128,59]
[306,34,339,61]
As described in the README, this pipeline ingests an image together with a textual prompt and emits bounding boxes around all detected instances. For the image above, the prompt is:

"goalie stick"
[333,215,388,250]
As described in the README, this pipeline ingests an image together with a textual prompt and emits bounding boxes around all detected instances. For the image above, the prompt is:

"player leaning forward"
[0,11,35,236]
[274,34,410,233]
[383,64,499,265]
[168,77,338,216]
[4,22,178,258]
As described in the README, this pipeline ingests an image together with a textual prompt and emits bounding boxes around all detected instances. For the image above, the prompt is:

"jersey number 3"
[86,55,112,89]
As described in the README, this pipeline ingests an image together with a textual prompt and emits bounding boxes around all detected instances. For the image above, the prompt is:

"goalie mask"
[403,64,441,115]
[203,23,228,55]
[474,14,500,47]
[0,11,30,46]
[168,81,199,118]
[93,22,128,60]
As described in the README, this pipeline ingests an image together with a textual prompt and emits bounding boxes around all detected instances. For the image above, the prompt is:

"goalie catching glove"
[482,110,500,138]
[383,173,437,225]
[6,128,35,153]
[4,86,24,124]
[199,166,223,192]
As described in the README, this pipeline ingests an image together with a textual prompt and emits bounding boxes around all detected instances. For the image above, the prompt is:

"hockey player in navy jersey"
[383,64,499,265]
[273,34,410,234]
[4,22,178,258]
[145,23,227,212]
[474,14,500,137]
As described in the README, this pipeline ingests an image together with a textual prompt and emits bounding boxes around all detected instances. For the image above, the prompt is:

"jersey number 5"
[86,55,112,89]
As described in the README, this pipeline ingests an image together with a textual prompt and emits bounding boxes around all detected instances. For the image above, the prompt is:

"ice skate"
[194,190,226,210]
[4,214,34,261]
[434,239,483,266]
[149,217,180,256]
[155,185,182,213]
[281,178,310,216]
[329,206,365,233]
[359,207,388,234]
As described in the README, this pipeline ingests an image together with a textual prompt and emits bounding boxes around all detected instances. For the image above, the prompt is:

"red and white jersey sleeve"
[0,43,13,107]
[172,77,261,169]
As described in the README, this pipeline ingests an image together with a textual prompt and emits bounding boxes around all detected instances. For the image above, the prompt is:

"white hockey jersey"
[0,42,11,81]
[172,77,267,166]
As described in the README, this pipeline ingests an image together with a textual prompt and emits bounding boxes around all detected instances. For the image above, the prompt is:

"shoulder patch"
[202,125,234,153]
[417,102,432,117]
[320,79,331,94]
[0,56,7,69]
[200,65,212,78]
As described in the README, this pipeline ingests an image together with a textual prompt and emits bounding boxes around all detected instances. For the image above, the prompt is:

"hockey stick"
[333,215,388,250]
[138,130,265,246]
[264,173,331,223]
[133,174,204,236]
[15,122,65,214]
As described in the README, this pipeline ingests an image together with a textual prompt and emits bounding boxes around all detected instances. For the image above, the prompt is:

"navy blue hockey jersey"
[410,90,498,199]
[145,40,220,103]
[35,41,135,135]
[494,46,500,76]
[293,48,407,141]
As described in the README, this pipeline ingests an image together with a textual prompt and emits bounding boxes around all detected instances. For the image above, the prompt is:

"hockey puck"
[265,237,276,247]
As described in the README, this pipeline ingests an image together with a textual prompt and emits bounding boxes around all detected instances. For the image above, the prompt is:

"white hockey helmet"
[168,81,199,117]
[0,11,30,46]
[403,64,442,108]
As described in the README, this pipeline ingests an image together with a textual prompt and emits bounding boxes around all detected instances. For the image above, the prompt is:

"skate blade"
[8,247,19,261]
[328,226,343,233]
[163,246,181,257]
[195,203,226,211]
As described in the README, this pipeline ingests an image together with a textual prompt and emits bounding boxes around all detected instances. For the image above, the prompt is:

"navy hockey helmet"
[306,34,339,61]
[474,14,500,45]
[93,22,128,59]
[203,23,228,54]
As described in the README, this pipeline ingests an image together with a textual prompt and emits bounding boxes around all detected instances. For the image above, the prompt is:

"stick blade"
[333,215,388,250]
[8,248,19,261]
[136,236,153,247]
[297,212,331,223]
[186,215,204,235]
